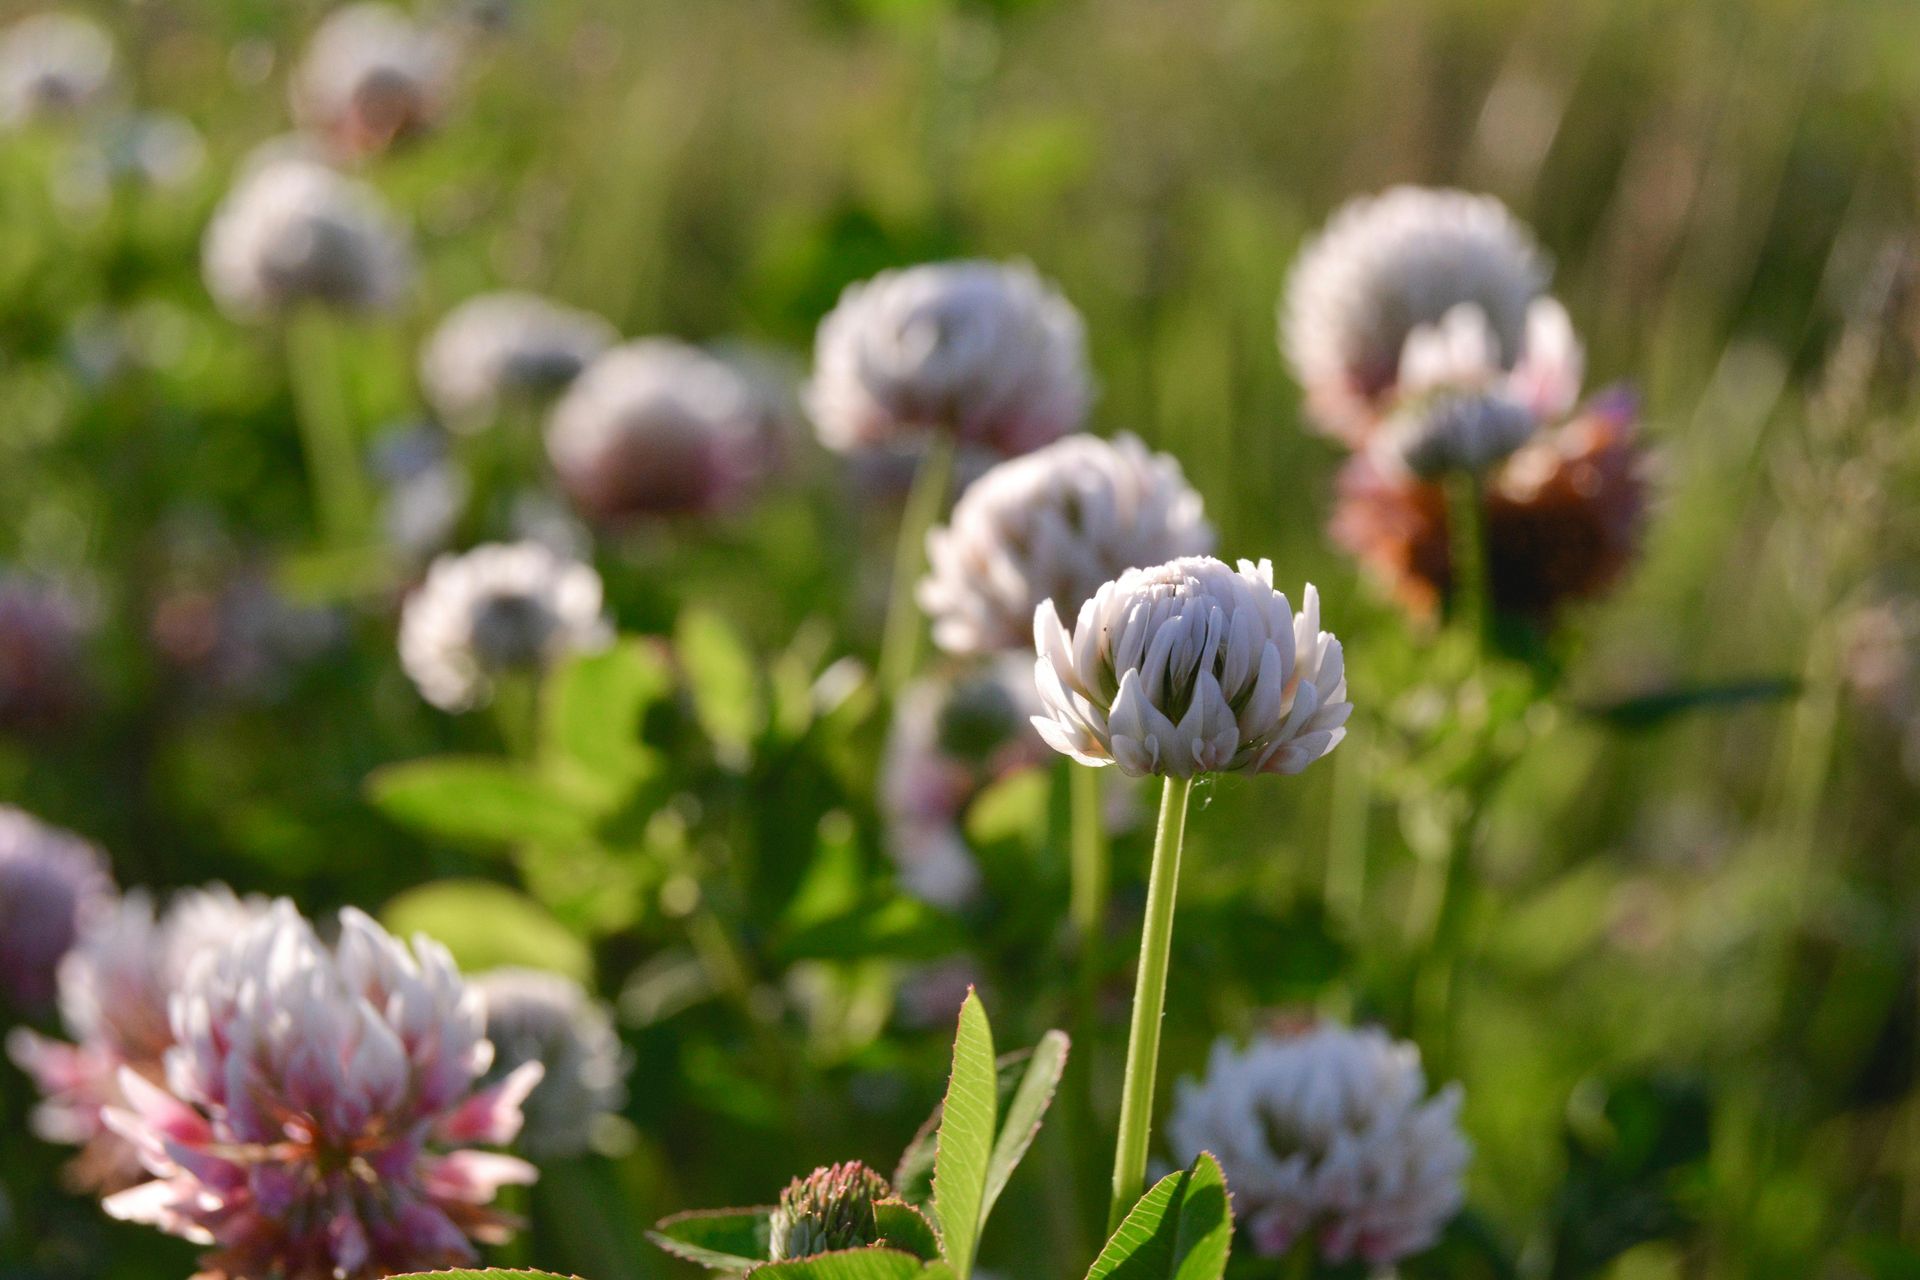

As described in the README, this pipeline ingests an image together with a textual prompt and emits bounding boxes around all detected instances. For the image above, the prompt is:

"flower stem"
[1107,773,1193,1232]
[284,306,370,546]
[1443,470,1491,647]
[1068,763,1110,949]
[877,435,957,695]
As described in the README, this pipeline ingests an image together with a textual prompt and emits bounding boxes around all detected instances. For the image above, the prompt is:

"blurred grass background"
[3,1,1920,1278]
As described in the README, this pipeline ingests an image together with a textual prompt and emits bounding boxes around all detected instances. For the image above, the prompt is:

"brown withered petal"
[1331,395,1648,623]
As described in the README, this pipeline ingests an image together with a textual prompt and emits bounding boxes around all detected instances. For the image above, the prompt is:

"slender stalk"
[1107,773,1194,1232]
[877,434,957,694]
[491,671,539,759]
[1322,728,1370,930]
[1443,470,1491,646]
[1068,763,1110,949]
[284,306,370,545]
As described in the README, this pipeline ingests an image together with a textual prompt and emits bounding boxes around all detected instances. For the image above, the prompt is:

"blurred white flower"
[291,2,455,157]
[1374,298,1584,478]
[920,433,1216,655]
[1031,557,1350,779]
[1168,1024,1469,1266]
[546,339,771,522]
[1283,186,1548,442]
[0,12,114,129]
[475,967,629,1159]
[0,807,110,1011]
[807,260,1090,456]
[8,886,270,1191]
[422,291,616,429]
[399,540,611,711]
[201,151,413,319]
[101,903,541,1279]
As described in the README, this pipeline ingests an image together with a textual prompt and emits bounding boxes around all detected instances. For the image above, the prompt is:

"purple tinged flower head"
[101,902,542,1279]
[0,807,111,1012]
[0,574,93,732]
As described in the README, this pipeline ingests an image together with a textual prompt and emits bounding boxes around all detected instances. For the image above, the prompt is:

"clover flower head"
[398,540,611,711]
[291,3,455,157]
[1031,557,1351,779]
[421,291,616,428]
[920,433,1216,655]
[101,902,543,1279]
[8,886,270,1191]
[768,1161,893,1260]
[475,967,629,1160]
[547,339,772,522]
[0,12,114,128]
[202,150,414,319]
[1283,186,1548,442]
[808,260,1090,456]
[0,573,92,731]
[1168,1024,1469,1266]
[0,807,110,1011]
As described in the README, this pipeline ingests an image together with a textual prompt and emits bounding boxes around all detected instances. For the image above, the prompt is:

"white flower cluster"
[475,967,630,1160]
[920,433,1216,655]
[808,260,1090,457]
[398,541,610,711]
[1168,1025,1469,1266]
[291,3,454,155]
[421,291,616,428]
[202,150,413,319]
[0,12,115,129]
[1031,557,1350,779]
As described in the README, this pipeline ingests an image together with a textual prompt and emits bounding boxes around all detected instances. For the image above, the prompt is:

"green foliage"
[931,990,997,1280]
[676,605,765,767]
[749,1250,954,1280]
[1085,1154,1232,1280]
[367,757,597,847]
[381,879,593,981]
[649,1207,776,1272]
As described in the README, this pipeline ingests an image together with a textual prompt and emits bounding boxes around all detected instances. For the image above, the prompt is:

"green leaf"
[387,1272,582,1279]
[382,880,593,982]
[874,1201,942,1261]
[982,1029,1069,1220]
[747,1249,940,1280]
[367,757,594,846]
[778,897,960,963]
[545,639,672,790]
[647,1206,774,1272]
[931,989,996,1279]
[894,1044,1053,1206]
[676,606,765,765]
[962,771,1050,848]
[1086,1153,1232,1280]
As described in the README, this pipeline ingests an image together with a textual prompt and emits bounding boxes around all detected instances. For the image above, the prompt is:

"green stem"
[491,671,539,759]
[1443,470,1491,647]
[1322,729,1369,931]
[1107,773,1194,1232]
[1068,763,1110,949]
[285,307,370,545]
[877,434,957,694]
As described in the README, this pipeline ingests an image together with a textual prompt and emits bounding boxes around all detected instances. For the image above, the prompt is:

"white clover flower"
[291,2,455,157]
[398,540,611,711]
[0,12,115,129]
[1031,557,1350,779]
[807,260,1091,456]
[201,151,413,320]
[0,807,110,1011]
[920,433,1216,655]
[1283,186,1548,441]
[101,903,541,1278]
[475,967,629,1159]
[1168,1025,1469,1266]
[546,339,771,522]
[7,886,270,1191]
[421,291,616,429]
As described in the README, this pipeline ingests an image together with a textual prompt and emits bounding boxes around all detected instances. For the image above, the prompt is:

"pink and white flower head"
[0,12,115,129]
[291,3,455,158]
[0,807,111,1011]
[474,968,629,1160]
[919,433,1216,656]
[398,540,611,712]
[807,260,1091,457]
[101,902,543,1280]
[879,658,1051,908]
[8,886,270,1191]
[421,291,616,430]
[546,339,772,523]
[1282,186,1551,444]
[1168,1024,1469,1266]
[1031,557,1351,779]
[1372,296,1584,479]
[202,149,413,320]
